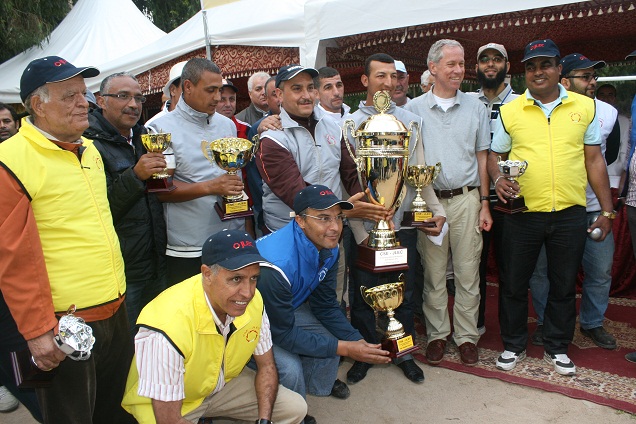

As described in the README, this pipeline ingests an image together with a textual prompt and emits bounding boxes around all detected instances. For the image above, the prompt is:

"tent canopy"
[0,0,165,104]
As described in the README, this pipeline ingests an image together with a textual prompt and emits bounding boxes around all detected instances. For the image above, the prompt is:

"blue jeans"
[272,303,339,398]
[499,206,587,355]
[530,211,614,329]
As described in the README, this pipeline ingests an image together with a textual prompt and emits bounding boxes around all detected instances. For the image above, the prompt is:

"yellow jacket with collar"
[122,274,264,424]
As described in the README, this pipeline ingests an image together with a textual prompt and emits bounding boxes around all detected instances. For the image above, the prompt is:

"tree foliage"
[132,0,200,33]
[0,0,75,64]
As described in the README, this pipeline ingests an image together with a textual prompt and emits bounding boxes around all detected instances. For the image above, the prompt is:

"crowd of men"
[0,36,634,424]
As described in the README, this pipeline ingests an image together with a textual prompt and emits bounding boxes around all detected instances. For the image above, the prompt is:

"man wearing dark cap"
[255,64,387,233]
[529,53,619,351]
[256,185,391,423]
[0,56,134,422]
[216,78,250,139]
[489,40,613,376]
[122,229,306,424]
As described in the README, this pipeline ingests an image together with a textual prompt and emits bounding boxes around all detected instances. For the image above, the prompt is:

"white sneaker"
[478,326,486,336]
[544,352,576,376]
[0,386,19,412]
[496,350,526,371]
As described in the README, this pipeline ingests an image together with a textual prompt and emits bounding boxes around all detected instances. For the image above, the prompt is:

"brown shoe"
[458,342,479,366]
[425,339,446,365]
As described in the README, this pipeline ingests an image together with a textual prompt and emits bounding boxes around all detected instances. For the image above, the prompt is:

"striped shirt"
[134,293,272,402]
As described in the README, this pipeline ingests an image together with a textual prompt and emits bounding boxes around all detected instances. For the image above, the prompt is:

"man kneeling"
[256,185,391,422]
[122,229,306,424]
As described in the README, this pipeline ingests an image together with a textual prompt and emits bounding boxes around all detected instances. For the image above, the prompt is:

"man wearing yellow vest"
[122,229,306,424]
[0,56,134,423]
[488,40,613,376]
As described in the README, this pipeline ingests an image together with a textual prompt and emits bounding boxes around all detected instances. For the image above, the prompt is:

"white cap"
[394,60,407,73]
[163,61,187,97]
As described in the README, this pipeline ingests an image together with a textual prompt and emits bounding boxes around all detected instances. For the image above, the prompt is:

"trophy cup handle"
[201,141,214,163]
[407,120,420,158]
[251,134,261,156]
[342,119,359,167]
[433,162,442,180]
[360,285,373,307]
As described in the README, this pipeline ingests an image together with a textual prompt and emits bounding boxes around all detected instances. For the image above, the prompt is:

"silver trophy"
[54,305,95,361]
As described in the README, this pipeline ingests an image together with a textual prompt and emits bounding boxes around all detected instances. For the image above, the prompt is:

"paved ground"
[4,358,636,423]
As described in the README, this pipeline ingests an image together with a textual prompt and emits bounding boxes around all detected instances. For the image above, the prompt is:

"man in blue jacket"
[256,185,390,423]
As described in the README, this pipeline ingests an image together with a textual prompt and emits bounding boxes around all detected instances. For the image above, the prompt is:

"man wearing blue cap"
[256,185,391,424]
[489,40,614,376]
[122,229,306,424]
[0,56,134,423]
[529,53,619,351]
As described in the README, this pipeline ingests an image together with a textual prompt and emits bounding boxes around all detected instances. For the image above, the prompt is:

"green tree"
[132,0,200,33]
[0,0,75,64]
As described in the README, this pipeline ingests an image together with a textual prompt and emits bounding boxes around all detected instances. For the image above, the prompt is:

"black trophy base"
[146,177,176,193]
[401,211,436,228]
[215,200,254,221]
[355,244,409,273]
[10,348,58,388]
[382,334,419,358]
[493,196,528,214]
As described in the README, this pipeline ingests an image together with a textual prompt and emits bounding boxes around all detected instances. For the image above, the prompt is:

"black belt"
[434,186,478,199]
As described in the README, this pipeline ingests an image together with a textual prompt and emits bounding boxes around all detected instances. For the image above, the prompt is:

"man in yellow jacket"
[122,229,306,424]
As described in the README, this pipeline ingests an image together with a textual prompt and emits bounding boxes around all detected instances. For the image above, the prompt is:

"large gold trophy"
[343,91,415,273]
[401,163,441,228]
[361,276,418,358]
[201,137,257,221]
[140,132,176,192]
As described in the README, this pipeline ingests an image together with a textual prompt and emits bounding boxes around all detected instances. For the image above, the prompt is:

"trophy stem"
[368,219,398,248]
[385,309,406,340]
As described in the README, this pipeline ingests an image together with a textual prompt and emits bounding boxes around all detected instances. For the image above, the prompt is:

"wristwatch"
[255,419,273,424]
[600,210,616,220]
[480,195,489,202]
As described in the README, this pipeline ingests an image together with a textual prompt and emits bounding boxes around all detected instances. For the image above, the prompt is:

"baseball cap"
[477,43,508,60]
[163,61,187,97]
[521,39,560,62]
[20,56,99,102]
[626,50,636,60]
[201,229,267,270]
[560,53,605,76]
[222,78,238,93]
[293,184,354,215]
[275,64,319,88]
[394,60,407,73]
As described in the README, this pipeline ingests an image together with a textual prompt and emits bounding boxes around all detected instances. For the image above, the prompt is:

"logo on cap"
[320,189,334,196]
[530,43,545,51]
[233,240,254,249]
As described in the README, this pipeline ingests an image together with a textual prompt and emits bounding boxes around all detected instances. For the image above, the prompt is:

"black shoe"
[531,324,544,346]
[346,361,372,384]
[303,414,317,424]
[330,379,350,399]
[446,278,456,297]
[396,359,424,383]
[580,326,617,350]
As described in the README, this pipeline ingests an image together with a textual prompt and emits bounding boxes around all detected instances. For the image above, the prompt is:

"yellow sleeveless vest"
[122,275,264,424]
[499,91,595,212]
[0,120,125,312]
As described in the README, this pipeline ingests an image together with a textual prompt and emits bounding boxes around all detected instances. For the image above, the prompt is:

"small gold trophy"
[201,137,257,221]
[361,276,418,358]
[493,157,529,214]
[140,132,176,192]
[401,163,441,228]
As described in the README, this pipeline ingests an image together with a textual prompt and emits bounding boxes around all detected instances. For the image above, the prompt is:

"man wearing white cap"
[146,60,186,126]
[392,60,410,107]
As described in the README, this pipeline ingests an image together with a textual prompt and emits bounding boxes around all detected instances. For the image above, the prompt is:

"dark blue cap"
[560,53,605,76]
[275,64,319,88]
[521,39,560,62]
[20,56,99,103]
[293,184,353,214]
[627,50,636,60]
[201,229,267,270]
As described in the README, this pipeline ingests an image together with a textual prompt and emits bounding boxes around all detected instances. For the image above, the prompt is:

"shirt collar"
[525,83,569,104]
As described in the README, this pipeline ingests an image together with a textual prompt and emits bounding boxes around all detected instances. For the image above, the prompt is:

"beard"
[477,67,507,90]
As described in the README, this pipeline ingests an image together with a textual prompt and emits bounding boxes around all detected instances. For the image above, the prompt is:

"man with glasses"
[147,58,243,286]
[528,53,619,351]
[256,185,391,424]
[84,72,168,331]
[489,40,613,376]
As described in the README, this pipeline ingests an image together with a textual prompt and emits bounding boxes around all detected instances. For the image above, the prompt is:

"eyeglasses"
[301,214,346,225]
[102,93,147,104]
[567,74,599,82]
[478,56,505,64]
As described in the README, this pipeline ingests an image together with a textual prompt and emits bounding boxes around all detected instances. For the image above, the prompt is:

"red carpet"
[412,283,636,414]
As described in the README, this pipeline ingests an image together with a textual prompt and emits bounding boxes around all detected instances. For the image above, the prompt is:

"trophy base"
[382,334,419,358]
[401,211,436,228]
[493,197,528,214]
[146,178,176,193]
[356,244,408,273]
[215,201,254,221]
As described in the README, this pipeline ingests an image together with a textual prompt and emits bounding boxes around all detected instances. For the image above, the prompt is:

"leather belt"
[434,186,478,199]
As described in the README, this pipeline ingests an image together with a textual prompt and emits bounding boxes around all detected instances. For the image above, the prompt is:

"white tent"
[0,0,165,104]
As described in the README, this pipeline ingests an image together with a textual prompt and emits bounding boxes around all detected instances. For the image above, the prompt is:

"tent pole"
[202,10,212,60]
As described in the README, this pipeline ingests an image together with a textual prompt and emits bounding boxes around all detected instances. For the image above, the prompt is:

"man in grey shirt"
[405,39,492,367]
